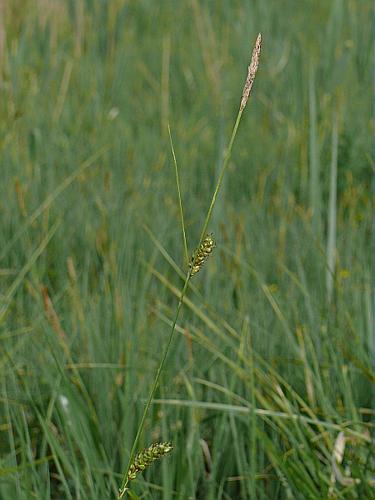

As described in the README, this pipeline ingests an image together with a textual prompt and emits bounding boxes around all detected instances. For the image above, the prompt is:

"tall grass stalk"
[168,124,189,267]
[308,63,321,231]
[118,34,262,498]
[326,112,338,302]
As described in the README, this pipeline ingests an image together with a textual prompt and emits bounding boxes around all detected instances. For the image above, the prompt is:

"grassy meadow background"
[0,1,374,498]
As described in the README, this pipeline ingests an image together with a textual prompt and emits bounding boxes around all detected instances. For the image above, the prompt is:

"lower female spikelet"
[118,442,173,496]
[189,233,215,276]
[127,442,173,482]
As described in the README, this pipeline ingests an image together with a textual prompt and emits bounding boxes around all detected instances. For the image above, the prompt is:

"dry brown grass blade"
[41,286,70,359]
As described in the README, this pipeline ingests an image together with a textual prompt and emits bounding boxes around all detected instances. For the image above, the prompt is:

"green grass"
[0,1,374,499]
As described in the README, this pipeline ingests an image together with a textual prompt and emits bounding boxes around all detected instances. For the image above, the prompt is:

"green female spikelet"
[189,233,215,276]
[125,442,173,485]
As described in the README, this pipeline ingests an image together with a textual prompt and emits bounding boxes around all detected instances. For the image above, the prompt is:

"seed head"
[127,442,173,482]
[240,33,262,111]
[189,233,216,276]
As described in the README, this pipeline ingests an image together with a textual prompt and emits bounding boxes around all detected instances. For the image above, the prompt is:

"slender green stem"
[198,108,243,246]
[118,105,245,498]
[118,272,191,497]
[168,124,189,266]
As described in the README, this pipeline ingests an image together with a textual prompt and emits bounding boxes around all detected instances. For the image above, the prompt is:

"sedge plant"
[118,33,262,498]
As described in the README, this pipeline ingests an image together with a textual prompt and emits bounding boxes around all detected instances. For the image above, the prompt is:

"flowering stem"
[118,106,243,499]
[118,33,261,498]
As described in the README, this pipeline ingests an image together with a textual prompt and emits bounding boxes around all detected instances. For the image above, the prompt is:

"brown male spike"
[240,33,262,111]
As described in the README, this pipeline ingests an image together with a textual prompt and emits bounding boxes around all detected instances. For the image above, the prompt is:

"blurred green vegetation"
[0,1,373,498]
